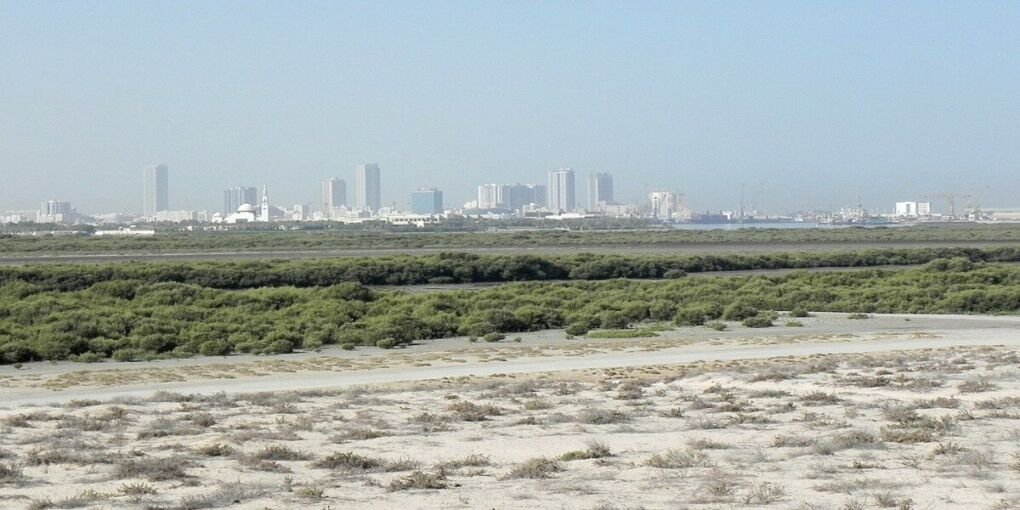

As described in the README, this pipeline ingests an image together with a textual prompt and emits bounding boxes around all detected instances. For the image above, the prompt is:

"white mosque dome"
[237,203,256,213]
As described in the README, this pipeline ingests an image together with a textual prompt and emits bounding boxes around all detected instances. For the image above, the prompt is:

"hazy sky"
[1,1,1018,214]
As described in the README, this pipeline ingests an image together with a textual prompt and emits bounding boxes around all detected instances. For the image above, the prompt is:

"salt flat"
[1,314,1018,509]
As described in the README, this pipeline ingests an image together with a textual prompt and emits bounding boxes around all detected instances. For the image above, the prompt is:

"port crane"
[925,193,972,219]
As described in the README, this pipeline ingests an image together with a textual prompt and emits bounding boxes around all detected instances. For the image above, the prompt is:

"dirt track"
[4,313,1018,407]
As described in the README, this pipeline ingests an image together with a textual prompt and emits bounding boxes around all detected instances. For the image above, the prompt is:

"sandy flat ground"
[1,313,1019,509]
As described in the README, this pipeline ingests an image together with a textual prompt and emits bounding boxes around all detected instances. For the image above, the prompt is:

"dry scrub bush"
[294,486,325,500]
[742,482,786,504]
[912,397,960,409]
[436,454,490,471]
[447,401,503,421]
[644,449,709,469]
[177,483,268,509]
[114,456,192,482]
[388,471,447,491]
[659,407,685,418]
[27,446,119,466]
[250,445,312,461]
[195,443,233,457]
[800,391,842,405]
[312,451,383,471]
[959,377,997,393]
[577,408,629,424]
[503,458,564,479]
[118,482,157,497]
[687,438,730,450]
[187,412,216,427]
[694,468,738,502]
[523,399,554,411]
[332,427,390,442]
[136,417,201,439]
[0,462,24,484]
[771,435,813,448]
[559,441,612,461]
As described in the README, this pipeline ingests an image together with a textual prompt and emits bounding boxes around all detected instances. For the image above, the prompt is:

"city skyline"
[12,160,993,219]
[8,157,998,224]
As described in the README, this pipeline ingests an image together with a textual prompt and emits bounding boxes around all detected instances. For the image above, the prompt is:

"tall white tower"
[355,164,381,212]
[548,168,576,212]
[259,185,270,222]
[143,164,169,216]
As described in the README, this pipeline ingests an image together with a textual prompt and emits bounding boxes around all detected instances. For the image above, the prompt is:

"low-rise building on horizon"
[649,191,692,221]
[895,201,932,217]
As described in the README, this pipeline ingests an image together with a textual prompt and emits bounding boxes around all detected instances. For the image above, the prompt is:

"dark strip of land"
[6,223,1020,261]
[4,240,1020,265]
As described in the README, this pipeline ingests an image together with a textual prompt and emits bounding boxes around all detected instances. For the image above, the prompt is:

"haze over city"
[1,1,1018,214]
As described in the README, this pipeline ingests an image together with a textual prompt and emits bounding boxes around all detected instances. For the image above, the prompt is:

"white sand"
[0,313,1018,509]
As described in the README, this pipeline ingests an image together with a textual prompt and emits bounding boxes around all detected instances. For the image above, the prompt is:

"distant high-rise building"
[223,186,257,214]
[39,200,73,217]
[411,187,444,215]
[355,164,381,211]
[38,200,74,223]
[477,184,509,209]
[143,164,169,216]
[321,178,347,218]
[588,172,614,211]
[548,168,576,212]
[507,183,547,210]
[476,183,547,211]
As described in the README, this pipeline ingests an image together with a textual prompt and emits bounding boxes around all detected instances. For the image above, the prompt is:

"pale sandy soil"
[0,314,1019,509]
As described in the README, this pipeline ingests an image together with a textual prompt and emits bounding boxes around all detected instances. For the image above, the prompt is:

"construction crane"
[966,187,990,220]
[925,193,972,220]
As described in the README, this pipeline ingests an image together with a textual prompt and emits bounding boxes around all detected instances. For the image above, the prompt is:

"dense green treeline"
[5,247,1020,291]
[0,257,1018,363]
[5,224,1020,254]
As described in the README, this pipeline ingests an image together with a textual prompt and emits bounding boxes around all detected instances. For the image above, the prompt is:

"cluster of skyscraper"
[475,169,616,214]
[224,186,257,215]
[25,163,697,225]
[476,183,547,211]
[78,163,650,223]
[137,163,393,222]
[318,164,386,218]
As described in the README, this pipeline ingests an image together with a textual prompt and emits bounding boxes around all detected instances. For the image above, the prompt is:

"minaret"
[259,185,270,222]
